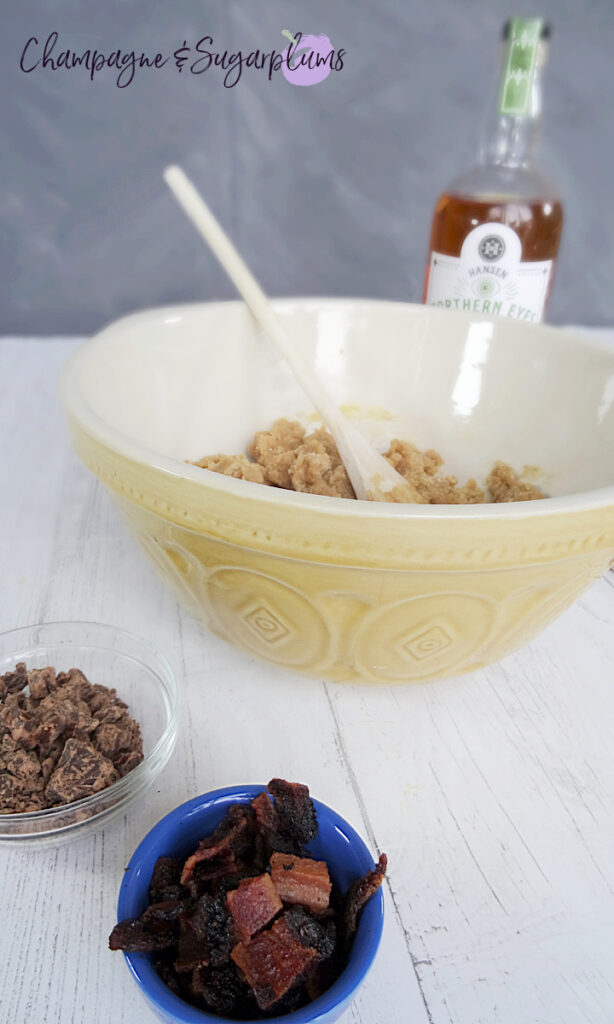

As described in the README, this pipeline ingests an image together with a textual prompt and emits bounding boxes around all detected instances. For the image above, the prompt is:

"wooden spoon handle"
[163,165,418,503]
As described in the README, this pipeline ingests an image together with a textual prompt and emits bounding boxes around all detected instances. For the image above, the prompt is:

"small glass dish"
[0,621,179,848]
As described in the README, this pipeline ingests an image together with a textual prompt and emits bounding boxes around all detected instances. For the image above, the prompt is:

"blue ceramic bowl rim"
[117,785,385,1024]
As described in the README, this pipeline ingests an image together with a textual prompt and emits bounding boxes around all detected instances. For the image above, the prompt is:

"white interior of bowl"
[63,299,614,507]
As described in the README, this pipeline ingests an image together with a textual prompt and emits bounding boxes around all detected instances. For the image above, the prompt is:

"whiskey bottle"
[423,18,563,323]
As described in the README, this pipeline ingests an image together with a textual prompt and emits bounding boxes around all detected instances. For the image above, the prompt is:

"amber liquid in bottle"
[424,193,563,299]
[423,20,563,323]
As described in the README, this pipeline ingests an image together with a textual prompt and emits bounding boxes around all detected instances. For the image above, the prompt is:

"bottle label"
[499,18,544,116]
[424,222,553,323]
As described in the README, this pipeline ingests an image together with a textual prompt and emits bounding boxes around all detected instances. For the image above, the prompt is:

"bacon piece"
[270,853,331,913]
[267,778,317,845]
[231,915,317,1010]
[341,853,387,953]
[184,851,240,898]
[181,805,255,885]
[108,900,186,952]
[251,790,301,857]
[226,873,282,941]
[149,857,183,903]
[251,791,280,833]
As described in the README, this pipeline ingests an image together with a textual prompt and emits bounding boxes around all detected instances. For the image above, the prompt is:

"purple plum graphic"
[281,31,334,86]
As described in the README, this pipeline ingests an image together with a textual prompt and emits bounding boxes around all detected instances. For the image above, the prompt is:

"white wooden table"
[2,337,614,1024]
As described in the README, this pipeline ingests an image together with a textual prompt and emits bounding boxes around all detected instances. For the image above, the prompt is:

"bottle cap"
[502,19,551,40]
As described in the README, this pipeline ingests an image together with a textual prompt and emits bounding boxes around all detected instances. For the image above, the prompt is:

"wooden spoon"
[163,165,421,502]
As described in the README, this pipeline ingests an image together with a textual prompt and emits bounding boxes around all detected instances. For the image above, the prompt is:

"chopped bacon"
[183,851,238,896]
[341,853,387,953]
[149,856,183,903]
[226,872,282,942]
[267,778,318,845]
[231,915,317,1010]
[109,782,389,1020]
[251,790,280,833]
[108,899,186,952]
[180,804,254,885]
[251,788,304,857]
[270,852,331,913]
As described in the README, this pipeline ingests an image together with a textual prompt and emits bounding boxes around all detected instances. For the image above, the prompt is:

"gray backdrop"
[2,0,613,334]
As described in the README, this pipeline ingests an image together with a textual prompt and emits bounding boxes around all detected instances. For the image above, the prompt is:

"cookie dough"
[191,418,545,504]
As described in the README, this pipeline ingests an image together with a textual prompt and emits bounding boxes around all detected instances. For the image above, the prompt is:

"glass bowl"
[116,786,385,1024]
[0,621,179,848]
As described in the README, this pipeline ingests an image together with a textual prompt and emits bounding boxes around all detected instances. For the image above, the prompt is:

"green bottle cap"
[499,17,545,117]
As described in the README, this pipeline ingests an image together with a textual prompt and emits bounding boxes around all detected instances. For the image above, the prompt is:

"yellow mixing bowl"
[61,300,614,683]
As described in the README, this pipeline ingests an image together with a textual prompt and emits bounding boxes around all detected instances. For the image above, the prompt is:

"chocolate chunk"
[2,663,29,695]
[0,662,143,813]
[0,772,20,811]
[96,700,129,725]
[114,749,143,777]
[6,747,41,782]
[4,705,42,751]
[45,738,118,805]
[95,719,141,762]
[0,733,17,756]
[0,770,44,813]
[55,668,90,696]
[39,739,65,783]
[27,667,56,700]
[38,691,95,737]
[87,684,118,714]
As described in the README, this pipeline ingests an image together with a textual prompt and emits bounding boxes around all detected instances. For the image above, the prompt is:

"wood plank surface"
[1,338,613,1024]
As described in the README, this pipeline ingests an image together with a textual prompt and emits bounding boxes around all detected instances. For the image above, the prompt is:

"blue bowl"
[117,785,385,1024]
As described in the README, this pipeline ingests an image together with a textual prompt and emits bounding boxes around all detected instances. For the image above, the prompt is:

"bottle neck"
[478,38,548,170]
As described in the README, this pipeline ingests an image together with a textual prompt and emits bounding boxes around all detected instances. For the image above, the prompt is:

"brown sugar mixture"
[192,418,545,504]
[109,778,387,1020]
[0,663,143,813]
